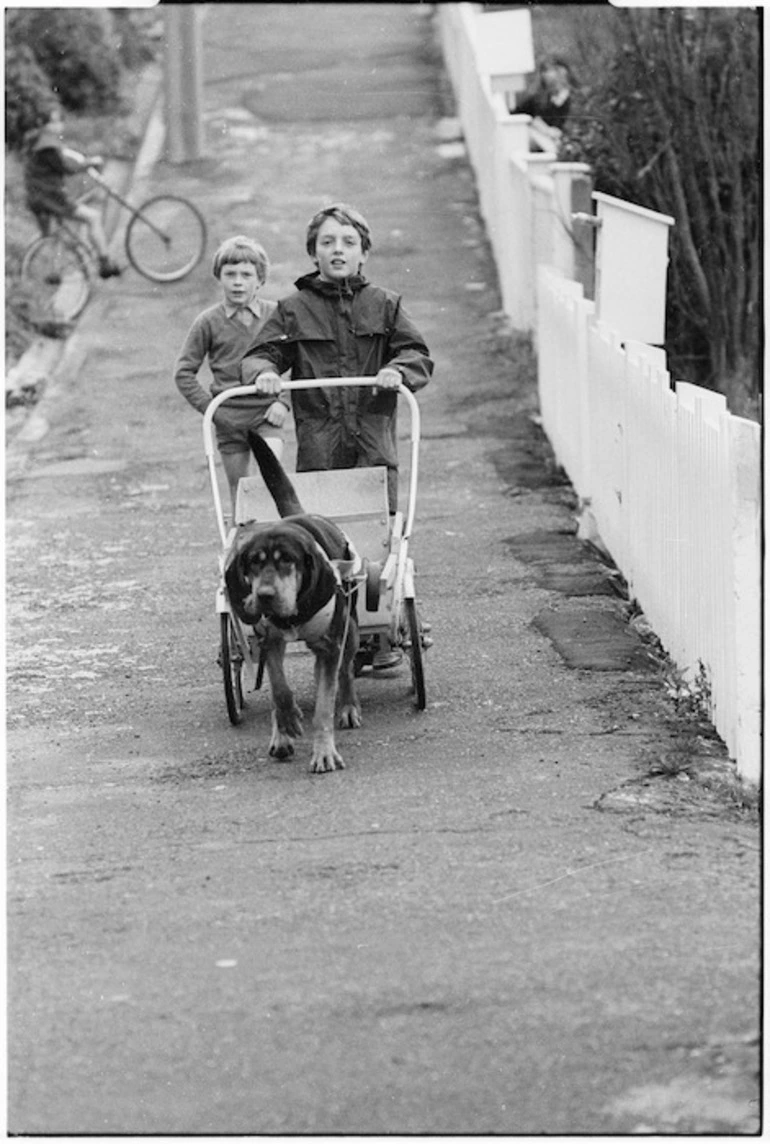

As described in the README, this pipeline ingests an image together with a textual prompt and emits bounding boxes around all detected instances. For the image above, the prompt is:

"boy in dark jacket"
[241,202,433,514]
[23,105,121,278]
[241,202,433,669]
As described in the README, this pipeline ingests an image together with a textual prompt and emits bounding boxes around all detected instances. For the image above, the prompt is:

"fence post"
[493,113,533,321]
[730,417,762,784]
[551,164,592,287]
[593,193,674,345]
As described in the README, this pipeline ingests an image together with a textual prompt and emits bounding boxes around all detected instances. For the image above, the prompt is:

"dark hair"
[212,235,269,282]
[539,56,573,84]
[305,202,372,257]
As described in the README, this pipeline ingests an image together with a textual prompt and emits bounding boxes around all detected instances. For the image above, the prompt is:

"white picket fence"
[437,3,593,328]
[538,270,761,783]
[437,3,762,784]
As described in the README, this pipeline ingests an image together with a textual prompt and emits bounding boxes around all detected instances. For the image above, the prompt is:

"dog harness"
[266,538,362,648]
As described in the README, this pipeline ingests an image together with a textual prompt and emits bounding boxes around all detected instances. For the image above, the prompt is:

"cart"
[202,377,429,726]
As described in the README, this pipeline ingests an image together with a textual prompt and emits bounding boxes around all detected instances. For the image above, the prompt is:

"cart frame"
[202,378,427,717]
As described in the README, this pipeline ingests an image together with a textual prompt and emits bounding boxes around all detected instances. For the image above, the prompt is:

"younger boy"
[240,202,433,514]
[23,104,121,278]
[174,235,288,519]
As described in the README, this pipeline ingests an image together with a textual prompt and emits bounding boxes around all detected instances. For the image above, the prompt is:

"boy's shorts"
[214,402,281,455]
[28,188,77,220]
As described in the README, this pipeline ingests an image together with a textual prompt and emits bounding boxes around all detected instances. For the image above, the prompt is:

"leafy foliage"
[560,9,760,417]
[5,9,123,126]
[4,9,161,371]
[4,42,59,153]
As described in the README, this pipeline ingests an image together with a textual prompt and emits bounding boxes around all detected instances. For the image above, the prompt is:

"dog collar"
[269,583,348,646]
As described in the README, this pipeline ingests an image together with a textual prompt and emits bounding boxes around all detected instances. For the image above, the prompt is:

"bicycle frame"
[33,205,91,251]
[85,167,172,244]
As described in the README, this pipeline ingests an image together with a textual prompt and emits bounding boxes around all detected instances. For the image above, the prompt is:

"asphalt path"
[6,5,759,1136]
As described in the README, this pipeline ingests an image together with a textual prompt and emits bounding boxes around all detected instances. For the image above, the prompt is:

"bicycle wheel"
[125,195,206,282]
[19,234,91,329]
[403,597,427,711]
[221,613,245,725]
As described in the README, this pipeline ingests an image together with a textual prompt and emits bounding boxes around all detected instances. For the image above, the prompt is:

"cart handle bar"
[203,378,421,547]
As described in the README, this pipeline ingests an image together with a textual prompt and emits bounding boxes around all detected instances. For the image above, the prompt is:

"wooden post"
[593,192,674,345]
[164,6,204,163]
[569,171,595,300]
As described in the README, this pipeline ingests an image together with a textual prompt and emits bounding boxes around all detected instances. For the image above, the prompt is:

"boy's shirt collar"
[223,297,264,319]
[30,126,62,152]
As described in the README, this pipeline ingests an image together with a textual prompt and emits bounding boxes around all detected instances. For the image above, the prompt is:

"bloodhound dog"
[224,433,361,773]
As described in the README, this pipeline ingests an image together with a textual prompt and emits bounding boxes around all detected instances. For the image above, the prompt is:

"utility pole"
[164,5,204,163]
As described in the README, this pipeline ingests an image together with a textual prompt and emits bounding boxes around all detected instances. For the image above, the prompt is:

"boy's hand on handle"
[373,367,402,394]
[254,370,282,396]
[265,400,287,427]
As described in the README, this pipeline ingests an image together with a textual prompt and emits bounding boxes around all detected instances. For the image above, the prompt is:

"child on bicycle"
[240,202,433,669]
[23,104,122,279]
[174,234,289,520]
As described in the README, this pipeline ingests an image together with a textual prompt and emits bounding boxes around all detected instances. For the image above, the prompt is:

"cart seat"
[235,465,391,564]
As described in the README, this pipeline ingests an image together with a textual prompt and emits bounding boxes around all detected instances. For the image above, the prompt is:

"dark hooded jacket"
[241,271,433,481]
[24,126,85,218]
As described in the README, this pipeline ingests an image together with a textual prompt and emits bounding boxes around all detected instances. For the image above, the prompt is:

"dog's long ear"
[247,432,303,518]
[224,541,258,623]
[295,542,339,617]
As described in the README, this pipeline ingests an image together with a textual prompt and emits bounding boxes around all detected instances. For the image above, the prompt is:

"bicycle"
[18,166,207,332]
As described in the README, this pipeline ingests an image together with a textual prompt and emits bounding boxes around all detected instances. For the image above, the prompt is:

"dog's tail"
[247,431,304,518]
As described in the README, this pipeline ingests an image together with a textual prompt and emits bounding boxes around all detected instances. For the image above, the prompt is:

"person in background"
[174,235,288,521]
[509,56,572,151]
[23,104,122,278]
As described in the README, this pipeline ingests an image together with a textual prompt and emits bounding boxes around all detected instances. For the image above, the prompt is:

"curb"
[6,335,91,482]
[5,62,165,454]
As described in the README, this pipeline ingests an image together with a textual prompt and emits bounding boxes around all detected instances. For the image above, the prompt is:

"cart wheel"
[365,560,382,611]
[220,613,245,725]
[403,598,427,711]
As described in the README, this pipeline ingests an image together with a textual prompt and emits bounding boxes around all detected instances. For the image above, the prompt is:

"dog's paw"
[269,733,295,759]
[309,735,345,774]
[269,706,302,759]
[274,702,303,740]
[338,704,362,730]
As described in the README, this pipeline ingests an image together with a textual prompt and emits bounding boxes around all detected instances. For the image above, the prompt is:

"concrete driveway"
[6,5,759,1135]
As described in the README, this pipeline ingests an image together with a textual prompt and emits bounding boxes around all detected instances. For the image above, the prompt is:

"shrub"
[560,8,760,417]
[111,10,162,70]
[6,9,123,119]
[4,43,58,152]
